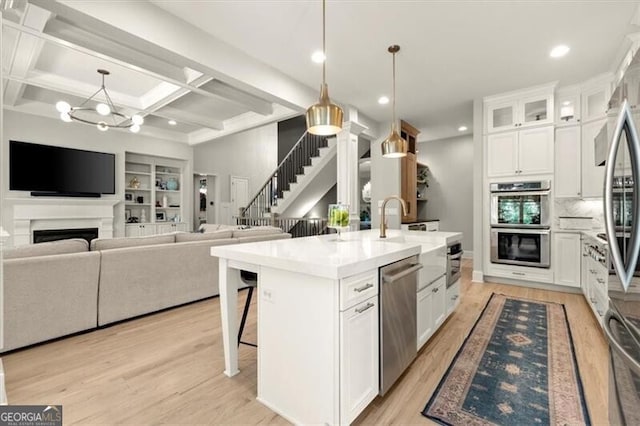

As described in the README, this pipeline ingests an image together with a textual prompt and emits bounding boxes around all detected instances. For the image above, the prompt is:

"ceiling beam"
[3,2,49,106]
[152,106,224,131]
[43,18,189,84]
[199,80,273,116]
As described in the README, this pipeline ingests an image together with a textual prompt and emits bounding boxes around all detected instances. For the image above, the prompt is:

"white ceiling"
[2,0,640,143]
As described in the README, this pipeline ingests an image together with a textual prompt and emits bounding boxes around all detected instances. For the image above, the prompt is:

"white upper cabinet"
[487,126,554,177]
[555,125,582,198]
[580,74,613,123]
[581,118,606,198]
[555,86,581,125]
[485,84,555,133]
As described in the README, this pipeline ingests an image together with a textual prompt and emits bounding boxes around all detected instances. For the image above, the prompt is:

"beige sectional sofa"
[2,226,291,352]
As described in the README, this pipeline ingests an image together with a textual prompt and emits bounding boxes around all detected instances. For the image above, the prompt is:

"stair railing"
[241,131,329,218]
[236,215,329,238]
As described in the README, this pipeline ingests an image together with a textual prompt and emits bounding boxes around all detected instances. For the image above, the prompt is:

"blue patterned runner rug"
[422,293,591,425]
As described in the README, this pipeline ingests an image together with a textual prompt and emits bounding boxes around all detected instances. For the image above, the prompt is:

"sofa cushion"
[199,223,239,233]
[4,238,89,259]
[231,226,284,238]
[175,230,233,242]
[90,234,176,251]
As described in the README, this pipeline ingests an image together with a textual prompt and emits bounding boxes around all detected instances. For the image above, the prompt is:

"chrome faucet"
[380,195,407,238]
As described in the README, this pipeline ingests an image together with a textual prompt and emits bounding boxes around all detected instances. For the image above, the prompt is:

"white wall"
[2,110,194,238]
[418,134,474,252]
[193,123,278,204]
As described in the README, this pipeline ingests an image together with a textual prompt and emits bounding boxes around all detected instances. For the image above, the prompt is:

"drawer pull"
[512,272,525,276]
[355,302,375,314]
[452,295,459,300]
[354,283,374,293]
[432,287,440,293]
[597,278,605,284]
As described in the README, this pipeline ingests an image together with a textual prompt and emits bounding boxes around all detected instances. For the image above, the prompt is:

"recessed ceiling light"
[378,96,389,105]
[168,119,177,126]
[311,50,326,63]
[550,45,570,58]
[458,125,468,132]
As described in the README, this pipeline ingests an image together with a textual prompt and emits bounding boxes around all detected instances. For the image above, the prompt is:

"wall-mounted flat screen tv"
[10,140,116,197]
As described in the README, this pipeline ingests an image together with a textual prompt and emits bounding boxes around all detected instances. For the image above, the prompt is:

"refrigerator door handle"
[604,308,640,377]
[604,100,640,292]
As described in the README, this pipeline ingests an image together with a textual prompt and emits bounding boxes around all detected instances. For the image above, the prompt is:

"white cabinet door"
[581,118,606,198]
[581,241,589,298]
[156,223,188,234]
[518,126,554,175]
[340,296,379,425]
[125,224,156,237]
[417,286,434,350]
[431,277,446,329]
[555,126,581,198]
[554,233,581,288]
[555,89,581,125]
[487,132,518,177]
[520,93,553,128]
[486,100,518,133]
[446,279,460,316]
[582,84,611,122]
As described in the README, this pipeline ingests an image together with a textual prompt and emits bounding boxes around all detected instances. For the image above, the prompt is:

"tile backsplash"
[554,199,604,230]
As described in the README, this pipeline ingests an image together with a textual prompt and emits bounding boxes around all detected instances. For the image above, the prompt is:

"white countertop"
[210,229,457,280]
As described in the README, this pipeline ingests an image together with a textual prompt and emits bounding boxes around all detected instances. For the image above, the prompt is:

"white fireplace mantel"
[7,197,120,246]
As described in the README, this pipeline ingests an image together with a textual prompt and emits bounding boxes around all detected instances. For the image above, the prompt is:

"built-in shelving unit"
[124,153,188,236]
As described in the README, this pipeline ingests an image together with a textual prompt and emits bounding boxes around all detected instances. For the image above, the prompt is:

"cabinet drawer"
[340,270,378,311]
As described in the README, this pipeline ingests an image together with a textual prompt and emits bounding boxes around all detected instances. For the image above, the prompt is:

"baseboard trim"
[472,270,484,283]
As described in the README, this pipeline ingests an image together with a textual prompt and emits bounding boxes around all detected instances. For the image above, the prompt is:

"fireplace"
[33,228,99,245]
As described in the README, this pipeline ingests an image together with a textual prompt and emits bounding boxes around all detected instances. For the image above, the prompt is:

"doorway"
[230,176,249,220]
[193,174,218,229]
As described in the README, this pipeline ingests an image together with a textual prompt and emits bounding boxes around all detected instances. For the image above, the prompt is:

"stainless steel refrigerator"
[602,50,640,425]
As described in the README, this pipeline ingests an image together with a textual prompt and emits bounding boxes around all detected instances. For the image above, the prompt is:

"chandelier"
[55,69,144,133]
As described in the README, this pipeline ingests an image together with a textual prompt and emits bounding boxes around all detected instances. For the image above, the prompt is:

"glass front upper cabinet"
[485,87,554,133]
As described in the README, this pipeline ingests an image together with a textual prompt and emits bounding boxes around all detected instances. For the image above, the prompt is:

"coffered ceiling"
[2,0,640,144]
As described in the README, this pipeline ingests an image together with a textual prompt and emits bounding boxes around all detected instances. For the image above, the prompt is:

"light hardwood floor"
[3,259,608,424]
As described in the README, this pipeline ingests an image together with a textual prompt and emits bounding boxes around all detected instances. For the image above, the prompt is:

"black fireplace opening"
[33,228,99,245]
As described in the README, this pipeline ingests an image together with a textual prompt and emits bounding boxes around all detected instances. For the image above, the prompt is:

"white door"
[230,176,249,218]
[194,174,218,229]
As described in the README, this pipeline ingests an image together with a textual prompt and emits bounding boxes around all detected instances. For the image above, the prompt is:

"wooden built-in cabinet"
[400,120,419,223]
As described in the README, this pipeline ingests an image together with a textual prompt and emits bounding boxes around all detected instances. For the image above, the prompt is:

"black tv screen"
[10,140,115,196]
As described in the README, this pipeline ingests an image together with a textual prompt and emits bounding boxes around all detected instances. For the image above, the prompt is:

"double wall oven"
[490,180,551,268]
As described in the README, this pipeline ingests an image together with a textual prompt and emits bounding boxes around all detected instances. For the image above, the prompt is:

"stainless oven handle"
[490,224,550,229]
[491,190,550,197]
[448,252,463,260]
[382,263,423,283]
[490,228,550,235]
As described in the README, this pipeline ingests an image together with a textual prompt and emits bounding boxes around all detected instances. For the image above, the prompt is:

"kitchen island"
[210,229,461,425]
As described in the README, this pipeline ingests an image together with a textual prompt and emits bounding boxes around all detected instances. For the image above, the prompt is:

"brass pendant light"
[381,45,407,158]
[306,0,343,136]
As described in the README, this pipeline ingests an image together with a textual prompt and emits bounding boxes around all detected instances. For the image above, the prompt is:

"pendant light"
[306,0,343,136]
[381,45,407,158]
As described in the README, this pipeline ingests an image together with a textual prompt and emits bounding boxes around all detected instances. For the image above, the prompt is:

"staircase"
[241,132,337,222]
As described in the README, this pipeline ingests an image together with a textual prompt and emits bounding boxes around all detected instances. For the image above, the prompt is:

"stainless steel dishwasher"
[379,255,423,395]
